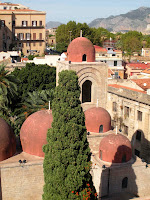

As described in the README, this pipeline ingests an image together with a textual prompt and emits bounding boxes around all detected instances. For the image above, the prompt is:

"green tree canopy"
[121,31,143,55]
[0,65,18,116]
[43,70,97,200]
[11,63,56,101]
[56,21,113,53]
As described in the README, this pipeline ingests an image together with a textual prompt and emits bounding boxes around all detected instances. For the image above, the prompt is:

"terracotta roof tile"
[94,45,107,52]
[132,79,150,91]
[0,9,41,12]
[127,63,150,70]
[142,68,150,74]
[108,69,114,78]
[108,84,146,93]
[0,3,19,6]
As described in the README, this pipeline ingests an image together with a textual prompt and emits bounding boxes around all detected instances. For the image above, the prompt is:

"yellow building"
[0,8,46,56]
[46,28,56,47]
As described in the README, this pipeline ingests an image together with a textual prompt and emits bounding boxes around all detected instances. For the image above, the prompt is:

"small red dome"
[99,134,132,163]
[20,110,53,157]
[84,107,111,133]
[67,37,95,62]
[0,117,16,161]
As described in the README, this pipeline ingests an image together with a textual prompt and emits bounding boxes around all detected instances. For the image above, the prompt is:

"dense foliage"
[0,63,56,136]
[121,31,143,55]
[43,70,97,200]
[56,21,150,56]
[11,63,56,101]
[56,21,114,53]
[0,65,18,118]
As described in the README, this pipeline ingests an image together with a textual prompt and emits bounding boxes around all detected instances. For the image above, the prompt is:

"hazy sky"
[7,0,150,23]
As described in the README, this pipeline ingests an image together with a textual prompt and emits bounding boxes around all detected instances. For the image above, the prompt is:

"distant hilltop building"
[0,1,29,10]
[0,3,46,56]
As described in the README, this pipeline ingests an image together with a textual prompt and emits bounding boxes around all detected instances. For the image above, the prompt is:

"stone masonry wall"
[57,61,108,109]
[107,86,150,162]
[1,162,44,200]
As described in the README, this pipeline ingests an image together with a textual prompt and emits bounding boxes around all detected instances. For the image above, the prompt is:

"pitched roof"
[132,79,150,91]
[0,3,19,6]
[141,68,150,74]
[94,45,107,52]
[0,9,45,13]
[126,63,150,70]
[108,84,146,94]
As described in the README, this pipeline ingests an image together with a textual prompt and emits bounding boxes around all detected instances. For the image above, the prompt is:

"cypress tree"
[43,70,97,200]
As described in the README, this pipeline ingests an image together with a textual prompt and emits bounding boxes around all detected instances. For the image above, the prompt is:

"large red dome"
[20,110,53,157]
[84,107,111,133]
[99,134,132,163]
[0,117,16,161]
[67,37,95,62]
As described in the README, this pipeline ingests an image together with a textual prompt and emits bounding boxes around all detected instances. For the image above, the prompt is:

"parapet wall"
[108,86,150,106]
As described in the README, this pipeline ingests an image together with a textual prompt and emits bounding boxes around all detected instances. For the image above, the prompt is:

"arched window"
[82,80,92,103]
[122,177,128,189]
[136,130,141,141]
[82,54,87,61]
[99,125,103,133]
[122,154,126,163]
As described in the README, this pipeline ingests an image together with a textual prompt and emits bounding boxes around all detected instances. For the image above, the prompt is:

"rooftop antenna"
[96,99,99,107]
[49,101,50,110]
[80,30,82,37]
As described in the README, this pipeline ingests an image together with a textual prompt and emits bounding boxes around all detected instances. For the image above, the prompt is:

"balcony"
[16,38,45,42]
[14,25,45,29]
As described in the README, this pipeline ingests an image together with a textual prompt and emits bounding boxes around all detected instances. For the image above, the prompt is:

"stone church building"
[0,36,150,200]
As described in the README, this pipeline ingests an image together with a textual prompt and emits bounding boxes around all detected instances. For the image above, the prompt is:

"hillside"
[46,21,62,29]
[88,7,150,33]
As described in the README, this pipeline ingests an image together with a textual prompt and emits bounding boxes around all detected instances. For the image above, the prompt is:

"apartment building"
[95,45,124,78]
[0,8,46,56]
[107,82,150,163]
[125,63,150,79]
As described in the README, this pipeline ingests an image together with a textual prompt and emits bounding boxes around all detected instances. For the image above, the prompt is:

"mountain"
[88,7,150,33]
[46,21,62,29]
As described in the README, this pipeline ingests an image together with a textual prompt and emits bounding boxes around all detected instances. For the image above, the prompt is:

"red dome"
[84,107,111,133]
[99,134,132,163]
[67,37,95,62]
[20,110,53,157]
[0,117,16,161]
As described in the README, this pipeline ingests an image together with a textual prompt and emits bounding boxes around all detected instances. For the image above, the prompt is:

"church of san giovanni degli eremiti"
[0,36,150,200]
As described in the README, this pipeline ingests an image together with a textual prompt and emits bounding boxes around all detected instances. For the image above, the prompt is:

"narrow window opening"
[99,125,103,133]
[136,130,141,141]
[82,80,92,103]
[82,54,87,61]
[122,177,128,189]
[122,154,126,163]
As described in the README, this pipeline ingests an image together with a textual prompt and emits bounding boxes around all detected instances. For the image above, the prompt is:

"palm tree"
[0,65,18,115]
[13,89,54,135]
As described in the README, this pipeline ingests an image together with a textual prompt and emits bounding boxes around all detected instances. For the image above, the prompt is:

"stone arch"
[82,80,92,103]
[77,67,101,84]
[77,67,102,105]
